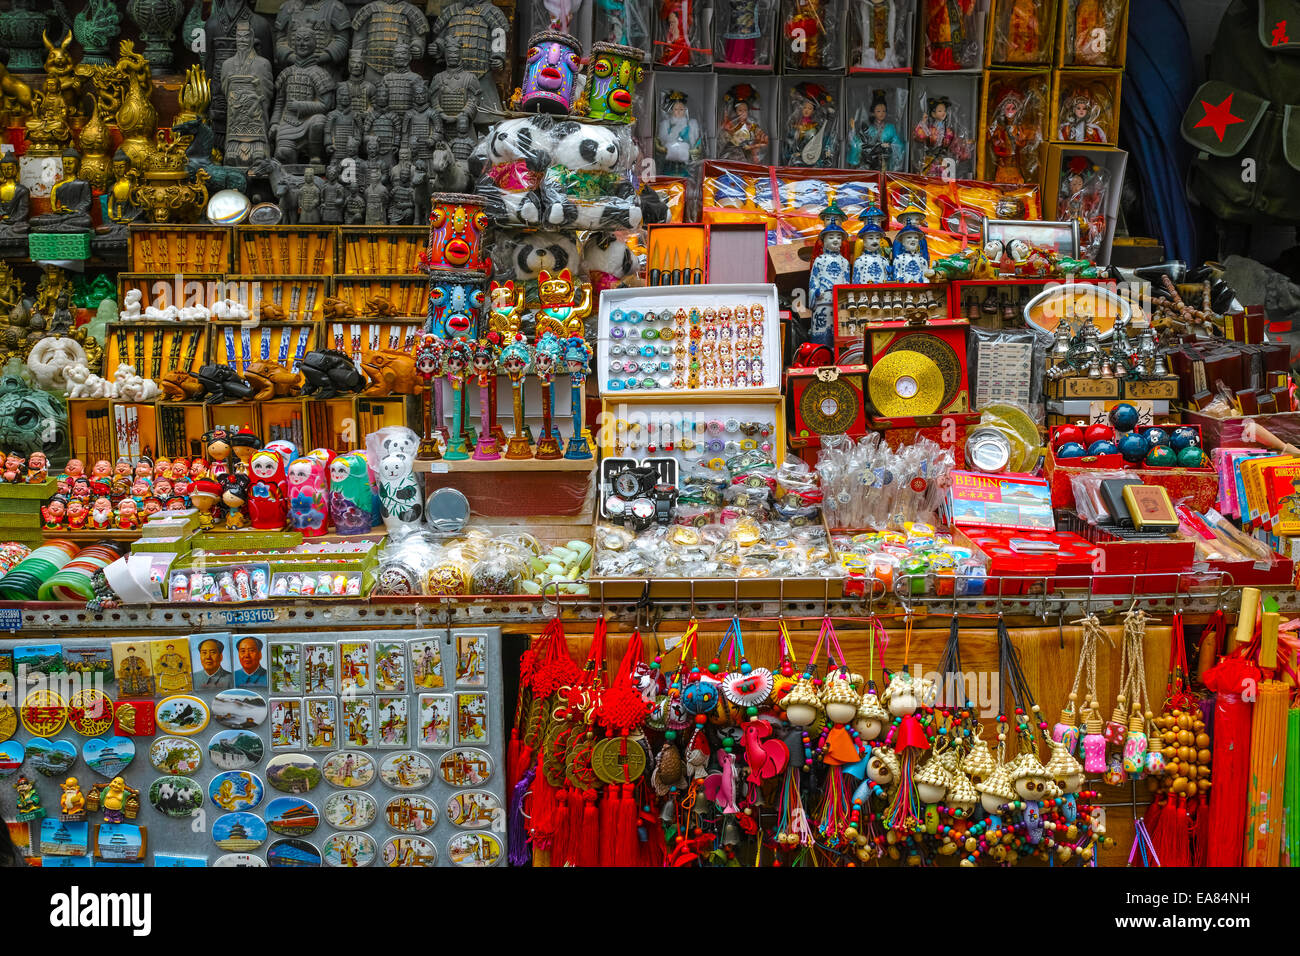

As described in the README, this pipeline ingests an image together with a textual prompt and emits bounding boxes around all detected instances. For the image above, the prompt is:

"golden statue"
[34,265,73,318]
[175,64,210,127]
[0,262,23,318]
[25,78,73,154]
[106,151,142,225]
[115,41,158,168]
[41,31,85,123]
[78,102,113,191]
[129,131,210,224]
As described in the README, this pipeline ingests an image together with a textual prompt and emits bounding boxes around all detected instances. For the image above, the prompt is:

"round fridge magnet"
[150,736,202,775]
[446,790,503,830]
[324,790,377,831]
[265,753,322,794]
[267,838,322,867]
[378,751,433,791]
[213,853,267,867]
[149,775,204,819]
[211,689,268,729]
[323,832,376,868]
[447,831,503,867]
[208,770,265,812]
[381,835,437,867]
[68,689,115,737]
[438,748,493,788]
[156,695,210,735]
[321,750,375,789]
[213,812,268,852]
[265,795,320,836]
[207,729,265,770]
[383,794,438,834]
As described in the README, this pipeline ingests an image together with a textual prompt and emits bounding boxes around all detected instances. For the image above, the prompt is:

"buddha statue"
[30,149,94,234]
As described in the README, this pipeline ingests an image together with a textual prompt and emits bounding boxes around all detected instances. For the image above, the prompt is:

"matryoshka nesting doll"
[286,456,329,536]
[248,449,289,530]
[329,451,381,535]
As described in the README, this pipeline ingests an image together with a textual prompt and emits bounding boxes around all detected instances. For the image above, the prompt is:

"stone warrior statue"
[427,35,482,163]
[271,26,336,164]
[429,0,510,111]
[351,0,428,81]
[274,0,350,73]
[203,0,273,138]
[220,21,275,167]
[381,41,423,114]
[325,83,363,163]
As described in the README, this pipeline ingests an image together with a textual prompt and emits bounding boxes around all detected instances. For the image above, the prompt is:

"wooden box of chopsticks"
[331,276,427,319]
[209,318,320,372]
[237,226,337,276]
[321,316,427,363]
[338,226,426,275]
[129,224,233,274]
[104,322,208,382]
[239,275,333,323]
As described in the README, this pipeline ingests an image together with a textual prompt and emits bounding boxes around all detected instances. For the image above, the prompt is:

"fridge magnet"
[324,789,378,830]
[374,641,408,693]
[342,696,375,747]
[323,831,376,867]
[0,702,15,742]
[148,775,205,819]
[27,737,78,777]
[21,688,67,737]
[456,692,489,744]
[271,699,304,749]
[156,695,211,736]
[67,689,116,737]
[446,790,503,829]
[208,770,265,812]
[379,751,434,791]
[40,818,90,856]
[455,633,487,686]
[111,641,154,698]
[377,696,410,748]
[447,831,503,867]
[212,812,268,851]
[264,795,321,836]
[339,640,373,694]
[59,776,86,819]
[212,689,268,729]
[113,700,156,737]
[305,697,338,749]
[267,837,322,867]
[322,749,377,789]
[191,633,233,691]
[439,748,493,787]
[0,739,24,777]
[409,638,445,689]
[0,647,10,676]
[384,793,438,833]
[207,729,264,770]
[155,854,208,867]
[265,753,322,794]
[382,834,437,867]
[233,635,269,688]
[85,778,141,822]
[270,642,303,694]
[213,853,268,867]
[303,642,337,694]
[150,640,194,695]
[63,644,111,682]
[95,823,146,862]
[13,643,64,681]
[418,694,454,749]
[150,736,202,775]
[15,774,43,820]
[82,736,135,778]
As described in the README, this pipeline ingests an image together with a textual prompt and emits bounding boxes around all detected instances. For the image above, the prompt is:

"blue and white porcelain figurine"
[891,205,930,285]
[808,221,851,346]
[852,222,893,284]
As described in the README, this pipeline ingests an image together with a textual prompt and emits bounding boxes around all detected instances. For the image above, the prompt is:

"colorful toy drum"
[427,269,488,339]
[585,42,646,124]
[425,193,490,271]
[520,31,583,114]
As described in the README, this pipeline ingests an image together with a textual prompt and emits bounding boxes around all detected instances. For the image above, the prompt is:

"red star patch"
[1193,93,1245,143]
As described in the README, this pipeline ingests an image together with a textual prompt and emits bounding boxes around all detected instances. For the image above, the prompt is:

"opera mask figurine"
[583,42,646,123]
[427,270,487,340]
[422,193,489,272]
[517,31,582,114]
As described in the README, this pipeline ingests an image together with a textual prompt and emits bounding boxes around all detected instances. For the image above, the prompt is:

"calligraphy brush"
[691,254,703,285]
[649,246,661,287]
[670,248,681,286]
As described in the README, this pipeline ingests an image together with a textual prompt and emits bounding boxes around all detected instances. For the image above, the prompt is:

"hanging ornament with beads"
[878,614,936,835]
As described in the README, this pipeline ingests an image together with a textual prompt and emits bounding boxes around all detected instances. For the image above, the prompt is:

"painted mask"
[425,193,489,271]
[586,42,645,123]
[519,31,582,114]
[427,270,487,339]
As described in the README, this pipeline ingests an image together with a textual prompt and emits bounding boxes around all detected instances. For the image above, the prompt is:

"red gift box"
[1044,423,1218,511]
[954,525,1101,594]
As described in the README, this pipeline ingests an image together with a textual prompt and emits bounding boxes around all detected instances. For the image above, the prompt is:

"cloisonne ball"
[1118,432,1148,463]
[1109,403,1140,433]
[1145,445,1178,467]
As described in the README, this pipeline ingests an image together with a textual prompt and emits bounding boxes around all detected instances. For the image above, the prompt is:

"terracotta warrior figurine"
[429,0,510,110]
[380,41,423,113]
[271,26,336,163]
[274,0,350,72]
[220,21,275,167]
[428,35,483,162]
[352,0,428,81]
[325,82,363,162]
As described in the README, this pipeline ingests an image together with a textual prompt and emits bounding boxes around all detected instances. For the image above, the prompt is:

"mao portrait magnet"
[191,633,233,690]
[113,699,156,737]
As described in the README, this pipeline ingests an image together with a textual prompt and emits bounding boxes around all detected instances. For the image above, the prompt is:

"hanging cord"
[1065,613,1105,725]
[1123,607,1151,727]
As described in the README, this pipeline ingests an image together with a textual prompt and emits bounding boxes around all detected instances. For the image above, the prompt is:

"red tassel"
[1203,657,1259,866]
[1143,795,1163,835]
[529,752,557,850]
[1152,794,1190,867]
[550,788,571,864]
[614,782,639,866]
[578,789,600,867]
[1193,796,1212,867]
[599,785,618,866]
[506,730,523,793]
[565,786,585,865]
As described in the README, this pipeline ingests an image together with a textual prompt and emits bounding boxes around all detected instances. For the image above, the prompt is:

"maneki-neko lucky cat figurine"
[533,269,593,341]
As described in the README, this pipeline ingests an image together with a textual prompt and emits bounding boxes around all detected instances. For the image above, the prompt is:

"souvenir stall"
[0,0,1296,875]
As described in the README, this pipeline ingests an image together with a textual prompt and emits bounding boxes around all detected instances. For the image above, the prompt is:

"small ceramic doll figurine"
[892,206,931,283]
[924,0,978,70]
[470,338,501,461]
[90,496,114,529]
[116,496,140,530]
[190,477,225,528]
[655,90,703,178]
[498,336,535,460]
[987,89,1040,184]
[784,83,838,167]
[328,451,381,535]
[1059,156,1109,261]
[142,496,163,518]
[130,478,152,502]
[25,451,48,483]
[852,221,894,283]
[367,427,423,530]
[286,456,329,536]
[90,458,112,485]
[3,452,26,482]
[15,774,44,822]
[60,776,86,820]
[66,498,88,530]
[561,335,595,460]
[912,95,971,178]
[532,333,564,460]
[720,0,763,64]
[65,458,85,480]
[442,338,474,461]
[808,221,851,345]
[42,495,68,529]
[134,457,154,481]
[413,334,446,460]
[152,456,171,480]
[718,84,770,164]
[1057,89,1106,143]
[847,90,904,171]
[854,0,900,68]
[248,448,289,531]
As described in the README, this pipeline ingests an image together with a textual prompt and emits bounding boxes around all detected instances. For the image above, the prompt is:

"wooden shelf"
[416,457,595,474]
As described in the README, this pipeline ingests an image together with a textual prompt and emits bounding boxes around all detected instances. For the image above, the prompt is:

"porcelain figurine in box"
[852,222,894,283]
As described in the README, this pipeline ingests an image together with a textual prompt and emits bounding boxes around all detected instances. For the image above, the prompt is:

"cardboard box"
[917,0,990,73]
[1050,68,1122,144]
[1055,0,1129,69]
[986,0,1060,67]
[978,68,1053,187]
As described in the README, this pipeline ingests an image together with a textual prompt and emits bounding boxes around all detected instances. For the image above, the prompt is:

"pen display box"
[104,322,208,382]
[339,226,428,275]
[129,224,233,273]
[236,226,336,275]
[332,276,429,319]
[241,275,331,323]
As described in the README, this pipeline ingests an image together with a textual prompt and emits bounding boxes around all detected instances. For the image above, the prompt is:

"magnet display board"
[0,628,505,868]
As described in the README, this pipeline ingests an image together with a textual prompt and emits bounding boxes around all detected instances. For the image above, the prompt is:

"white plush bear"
[493,231,581,283]
[581,232,638,291]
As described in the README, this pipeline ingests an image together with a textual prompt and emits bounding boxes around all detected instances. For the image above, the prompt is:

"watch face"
[614,471,641,498]
[604,494,627,516]
[630,498,655,520]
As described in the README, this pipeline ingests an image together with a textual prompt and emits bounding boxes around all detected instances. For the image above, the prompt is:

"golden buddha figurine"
[25,77,73,154]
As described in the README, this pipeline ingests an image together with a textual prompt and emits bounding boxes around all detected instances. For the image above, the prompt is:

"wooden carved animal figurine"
[243,360,305,400]
[364,296,398,317]
[361,350,420,396]
[323,296,357,320]
[160,370,203,400]
[259,301,288,321]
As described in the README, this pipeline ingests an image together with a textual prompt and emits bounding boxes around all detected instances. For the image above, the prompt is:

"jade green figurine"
[73,0,122,64]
